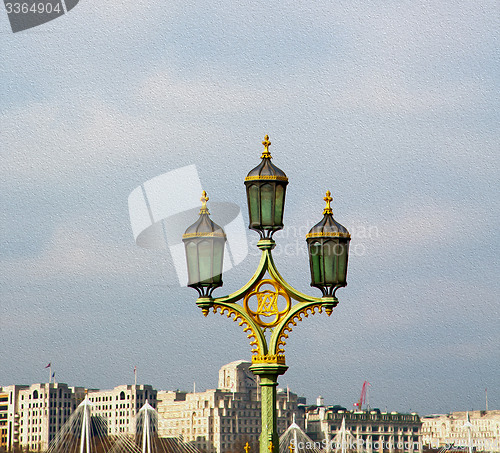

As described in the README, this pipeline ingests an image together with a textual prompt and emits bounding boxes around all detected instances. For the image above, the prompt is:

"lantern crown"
[261,134,272,158]
[306,191,350,240]
[245,136,288,183]
[183,191,226,240]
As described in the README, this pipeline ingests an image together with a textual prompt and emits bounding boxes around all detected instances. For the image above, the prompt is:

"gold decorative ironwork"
[182,231,226,239]
[244,279,291,328]
[261,135,272,159]
[199,190,210,215]
[305,231,351,239]
[251,354,286,365]
[213,304,262,357]
[244,175,288,182]
[275,304,323,355]
[323,190,333,215]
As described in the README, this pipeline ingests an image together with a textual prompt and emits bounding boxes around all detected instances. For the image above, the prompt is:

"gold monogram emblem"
[244,279,291,328]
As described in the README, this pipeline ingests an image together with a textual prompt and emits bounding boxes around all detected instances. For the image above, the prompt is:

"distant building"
[421,410,500,452]
[0,383,86,452]
[87,384,157,436]
[306,403,422,453]
[0,382,155,451]
[156,360,303,453]
[0,385,24,451]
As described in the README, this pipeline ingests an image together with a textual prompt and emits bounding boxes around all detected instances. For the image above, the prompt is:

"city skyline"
[1,359,495,417]
[1,0,498,418]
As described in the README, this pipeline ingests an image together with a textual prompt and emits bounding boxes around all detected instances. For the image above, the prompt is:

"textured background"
[1,0,498,415]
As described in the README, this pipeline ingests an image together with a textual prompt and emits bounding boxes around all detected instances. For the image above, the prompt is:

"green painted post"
[250,363,288,453]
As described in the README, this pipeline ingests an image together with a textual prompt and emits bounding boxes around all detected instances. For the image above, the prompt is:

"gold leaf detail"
[243,279,291,328]
[275,304,323,354]
[213,304,262,356]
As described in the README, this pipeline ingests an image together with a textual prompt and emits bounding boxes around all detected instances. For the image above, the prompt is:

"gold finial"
[261,135,272,159]
[268,442,274,453]
[244,442,251,453]
[323,191,333,215]
[289,444,295,453]
[200,190,210,215]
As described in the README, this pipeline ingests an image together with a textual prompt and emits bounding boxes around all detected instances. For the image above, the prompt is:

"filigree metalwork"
[197,238,337,365]
[261,134,271,158]
[252,354,286,365]
[213,304,263,357]
[274,304,324,355]
[244,279,291,328]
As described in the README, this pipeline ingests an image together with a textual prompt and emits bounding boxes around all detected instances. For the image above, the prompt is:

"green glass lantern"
[244,135,288,240]
[182,191,226,298]
[306,191,350,297]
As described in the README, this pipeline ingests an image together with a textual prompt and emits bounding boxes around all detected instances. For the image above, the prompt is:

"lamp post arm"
[213,247,269,305]
[263,248,339,356]
[206,246,272,358]
[265,251,318,303]
[210,298,269,357]
[268,299,331,357]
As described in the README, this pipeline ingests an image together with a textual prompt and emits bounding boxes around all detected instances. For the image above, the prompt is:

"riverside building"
[305,401,423,453]
[0,382,155,451]
[0,383,86,452]
[421,410,500,452]
[156,360,303,453]
[87,384,157,436]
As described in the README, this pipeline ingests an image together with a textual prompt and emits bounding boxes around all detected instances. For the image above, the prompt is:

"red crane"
[353,381,371,411]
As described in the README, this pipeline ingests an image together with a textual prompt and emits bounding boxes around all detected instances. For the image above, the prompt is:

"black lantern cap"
[244,135,289,240]
[306,191,350,240]
[183,191,227,240]
[245,135,288,182]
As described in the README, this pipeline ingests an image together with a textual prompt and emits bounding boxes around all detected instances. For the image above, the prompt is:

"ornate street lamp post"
[182,136,350,453]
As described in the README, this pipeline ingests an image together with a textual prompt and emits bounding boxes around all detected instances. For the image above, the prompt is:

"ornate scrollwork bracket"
[196,238,338,365]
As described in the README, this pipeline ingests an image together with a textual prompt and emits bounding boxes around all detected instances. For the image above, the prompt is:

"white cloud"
[0,221,167,281]
[137,70,288,115]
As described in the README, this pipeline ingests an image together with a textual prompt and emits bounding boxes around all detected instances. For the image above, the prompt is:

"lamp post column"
[250,363,288,453]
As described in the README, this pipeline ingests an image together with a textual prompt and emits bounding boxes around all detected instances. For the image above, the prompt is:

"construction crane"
[353,381,371,411]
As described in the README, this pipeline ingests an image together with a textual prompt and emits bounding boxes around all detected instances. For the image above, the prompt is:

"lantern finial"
[261,135,272,159]
[200,190,210,215]
[323,191,333,215]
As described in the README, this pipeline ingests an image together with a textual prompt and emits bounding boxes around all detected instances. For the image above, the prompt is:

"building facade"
[0,385,24,451]
[87,384,157,436]
[0,382,155,452]
[306,404,423,453]
[421,410,500,452]
[0,383,87,452]
[156,360,303,453]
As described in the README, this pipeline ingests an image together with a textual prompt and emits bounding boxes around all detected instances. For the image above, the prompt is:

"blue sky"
[1,0,499,415]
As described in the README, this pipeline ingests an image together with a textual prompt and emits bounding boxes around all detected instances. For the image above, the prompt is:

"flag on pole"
[45,363,51,368]
[134,366,137,386]
[52,372,55,378]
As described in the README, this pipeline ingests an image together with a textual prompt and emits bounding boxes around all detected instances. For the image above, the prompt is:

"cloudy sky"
[1,0,498,416]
